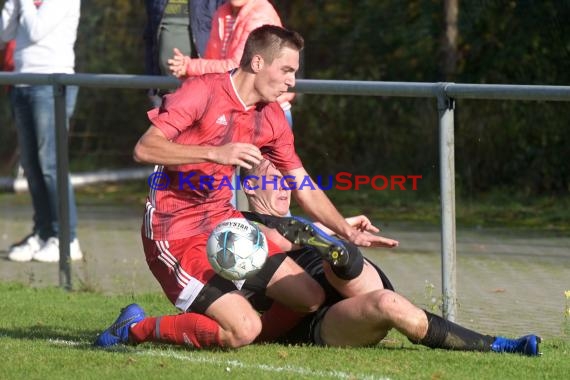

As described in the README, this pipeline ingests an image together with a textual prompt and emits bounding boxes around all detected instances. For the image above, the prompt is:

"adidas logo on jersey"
[216,114,228,126]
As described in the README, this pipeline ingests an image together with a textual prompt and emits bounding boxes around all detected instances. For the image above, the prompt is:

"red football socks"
[130,312,221,349]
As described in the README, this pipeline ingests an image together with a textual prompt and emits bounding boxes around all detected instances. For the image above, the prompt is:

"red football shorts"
[142,229,284,312]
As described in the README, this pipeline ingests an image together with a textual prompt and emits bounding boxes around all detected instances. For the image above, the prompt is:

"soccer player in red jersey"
[94,25,398,350]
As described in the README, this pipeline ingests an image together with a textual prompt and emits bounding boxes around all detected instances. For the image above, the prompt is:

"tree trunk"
[442,0,459,80]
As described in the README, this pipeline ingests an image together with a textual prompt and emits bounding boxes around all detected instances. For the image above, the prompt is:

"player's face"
[253,164,291,217]
[255,47,299,103]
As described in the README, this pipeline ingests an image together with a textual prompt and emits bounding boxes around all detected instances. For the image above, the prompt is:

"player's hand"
[168,48,188,78]
[345,215,380,233]
[346,230,399,249]
[211,143,263,169]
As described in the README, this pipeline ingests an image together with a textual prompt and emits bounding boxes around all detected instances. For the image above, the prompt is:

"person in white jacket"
[1,0,83,263]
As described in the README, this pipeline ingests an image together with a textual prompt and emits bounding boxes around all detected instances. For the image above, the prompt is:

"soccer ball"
[206,218,269,281]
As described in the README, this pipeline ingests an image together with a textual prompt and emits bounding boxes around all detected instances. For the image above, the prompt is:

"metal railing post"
[437,85,457,321]
[53,76,72,290]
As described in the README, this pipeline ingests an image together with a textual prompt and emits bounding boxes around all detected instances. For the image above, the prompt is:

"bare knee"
[369,290,426,332]
[219,314,262,348]
[374,289,397,304]
[366,289,405,320]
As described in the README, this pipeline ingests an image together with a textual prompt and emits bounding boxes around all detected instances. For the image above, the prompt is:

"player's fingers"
[224,154,252,168]
[237,161,253,170]
[369,236,399,248]
[226,152,260,168]
[363,220,380,233]
[219,143,262,166]
[241,152,261,166]
[356,239,372,247]
[347,231,371,247]
[351,216,377,232]
[237,143,263,162]
[365,224,380,233]
[238,142,262,154]
[352,231,398,248]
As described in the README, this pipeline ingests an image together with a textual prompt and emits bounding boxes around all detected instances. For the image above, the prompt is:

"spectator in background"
[168,0,295,126]
[1,0,82,263]
[0,39,19,177]
[144,0,224,107]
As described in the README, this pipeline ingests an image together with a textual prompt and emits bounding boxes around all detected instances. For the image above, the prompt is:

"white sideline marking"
[48,339,390,380]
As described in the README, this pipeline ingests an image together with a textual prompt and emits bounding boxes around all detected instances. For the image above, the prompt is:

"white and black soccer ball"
[206,218,269,281]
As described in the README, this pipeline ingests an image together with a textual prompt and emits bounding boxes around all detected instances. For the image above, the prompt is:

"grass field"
[1,283,568,380]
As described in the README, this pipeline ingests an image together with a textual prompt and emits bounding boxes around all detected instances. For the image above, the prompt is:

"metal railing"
[1,72,569,321]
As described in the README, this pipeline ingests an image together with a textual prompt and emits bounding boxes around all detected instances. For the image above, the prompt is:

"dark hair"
[239,25,304,68]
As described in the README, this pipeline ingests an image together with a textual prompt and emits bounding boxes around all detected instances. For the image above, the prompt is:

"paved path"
[1,196,569,339]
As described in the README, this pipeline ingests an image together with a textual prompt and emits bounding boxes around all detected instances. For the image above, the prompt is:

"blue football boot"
[491,335,541,356]
[94,303,145,347]
[275,216,349,266]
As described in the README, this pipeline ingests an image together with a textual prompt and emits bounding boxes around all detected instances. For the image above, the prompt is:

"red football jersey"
[144,72,301,240]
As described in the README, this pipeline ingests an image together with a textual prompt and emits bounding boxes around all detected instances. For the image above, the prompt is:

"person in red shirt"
[1,40,15,95]
[168,0,295,126]
[94,25,398,350]
[1,39,15,72]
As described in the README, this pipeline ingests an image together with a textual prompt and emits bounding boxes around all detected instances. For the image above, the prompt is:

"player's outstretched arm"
[314,215,379,236]
[361,231,399,248]
[285,167,398,248]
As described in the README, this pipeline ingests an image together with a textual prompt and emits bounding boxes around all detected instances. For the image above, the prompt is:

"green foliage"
[272,0,570,195]
[1,1,568,196]
[71,1,149,170]
[452,1,570,194]
[76,1,145,74]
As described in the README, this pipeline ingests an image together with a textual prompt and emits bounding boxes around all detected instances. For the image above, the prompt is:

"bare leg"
[319,289,496,352]
[265,256,325,312]
[319,289,427,347]
[323,259,384,298]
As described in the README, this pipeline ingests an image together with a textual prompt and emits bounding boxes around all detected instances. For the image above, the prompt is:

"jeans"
[10,85,79,240]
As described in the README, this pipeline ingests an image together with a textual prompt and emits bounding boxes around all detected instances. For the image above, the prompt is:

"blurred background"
[0,0,568,225]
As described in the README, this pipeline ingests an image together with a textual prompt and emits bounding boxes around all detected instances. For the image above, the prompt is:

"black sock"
[410,310,495,352]
[330,242,364,280]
